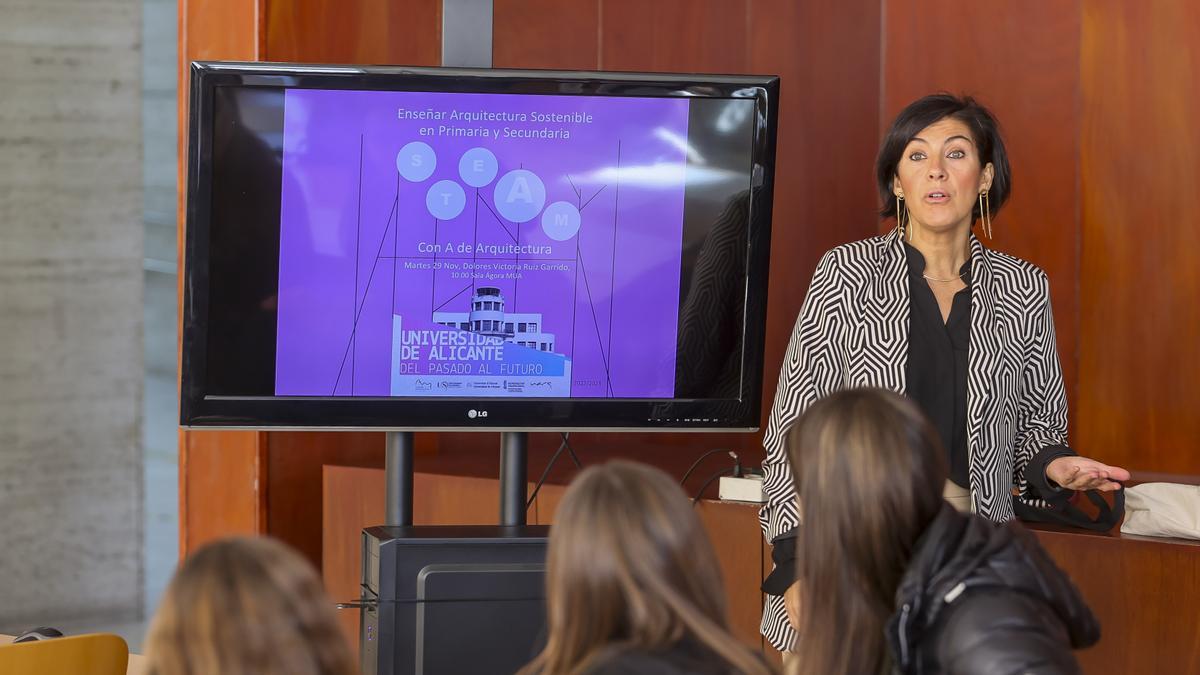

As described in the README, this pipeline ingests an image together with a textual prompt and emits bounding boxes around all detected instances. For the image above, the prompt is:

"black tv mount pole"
[385,431,527,527]
[498,432,528,525]
[384,0,526,530]
[385,431,414,526]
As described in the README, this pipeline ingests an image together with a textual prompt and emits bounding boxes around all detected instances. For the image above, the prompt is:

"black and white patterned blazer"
[758,227,1070,650]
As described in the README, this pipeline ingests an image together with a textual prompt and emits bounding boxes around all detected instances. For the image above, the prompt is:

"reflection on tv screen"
[273,90,713,399]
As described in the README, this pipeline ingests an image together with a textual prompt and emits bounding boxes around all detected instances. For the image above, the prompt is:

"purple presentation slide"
[274,89,690,398]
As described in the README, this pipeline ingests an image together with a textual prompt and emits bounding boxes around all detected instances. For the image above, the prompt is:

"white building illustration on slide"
[433,287,558,353]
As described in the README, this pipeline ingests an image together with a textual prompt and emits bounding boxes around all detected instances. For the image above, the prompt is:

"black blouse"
[902,242,1075,495]
[904,242,972,488]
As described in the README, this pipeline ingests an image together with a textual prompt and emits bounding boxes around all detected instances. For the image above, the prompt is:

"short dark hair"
[876,94,1011,223]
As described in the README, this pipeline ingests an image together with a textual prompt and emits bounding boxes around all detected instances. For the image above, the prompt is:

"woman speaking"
[758,94,1129,651]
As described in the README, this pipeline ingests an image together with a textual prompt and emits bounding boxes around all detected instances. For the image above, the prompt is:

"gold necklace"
[922,270,967,283]
[907,239,970,282]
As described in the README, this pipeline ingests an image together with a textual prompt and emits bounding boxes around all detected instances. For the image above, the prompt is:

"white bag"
[1119,483,1200,541]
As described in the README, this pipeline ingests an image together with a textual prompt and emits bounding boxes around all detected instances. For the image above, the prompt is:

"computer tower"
[360,525,550,675]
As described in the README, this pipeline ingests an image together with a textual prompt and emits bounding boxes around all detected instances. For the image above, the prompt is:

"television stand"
[384,430,529,527]
[366,432,545,675]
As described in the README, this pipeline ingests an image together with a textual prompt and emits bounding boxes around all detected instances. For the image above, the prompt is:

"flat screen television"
[181,61,779,431]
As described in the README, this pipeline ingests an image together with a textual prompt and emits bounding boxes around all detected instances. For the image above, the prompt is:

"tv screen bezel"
[181,61,779,431]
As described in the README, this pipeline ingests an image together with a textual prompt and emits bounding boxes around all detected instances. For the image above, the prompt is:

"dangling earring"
[978,190,993,239]
[985,190,992,239]
[897,194,911,241]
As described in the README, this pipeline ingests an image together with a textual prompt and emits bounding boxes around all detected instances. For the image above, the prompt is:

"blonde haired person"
[144,536,355,675]
[785,388,1098,674]
[520,461,774,675]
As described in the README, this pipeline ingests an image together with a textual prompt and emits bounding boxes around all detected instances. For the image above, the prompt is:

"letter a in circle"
[507,176,533,203]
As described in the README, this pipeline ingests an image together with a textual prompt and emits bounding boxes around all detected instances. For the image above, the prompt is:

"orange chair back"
[0,633,129,675]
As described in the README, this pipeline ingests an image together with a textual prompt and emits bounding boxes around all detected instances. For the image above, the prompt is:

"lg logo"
[467,409,489,419]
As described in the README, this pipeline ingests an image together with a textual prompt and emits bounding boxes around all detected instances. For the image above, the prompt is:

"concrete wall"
[141,0,178,618]
[0,0,143,626]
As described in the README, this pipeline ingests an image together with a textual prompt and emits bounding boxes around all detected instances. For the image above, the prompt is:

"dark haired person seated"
[520,461,775,675]
[767,388,1099,675]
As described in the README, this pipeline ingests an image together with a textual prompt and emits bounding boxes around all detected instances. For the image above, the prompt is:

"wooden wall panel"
[529,483,566,526]
[882,0,1084,423]
[263,0,441,65]
[694,501,766,647]
[322,465,385,656]
[177,0,267,559]
[492,0,599,70]
[598,0,748,73]
[179,0,261,65]
[265,432,390,568]
[180,431,266,553]
[1078,0,1200,474]
[749,0,883,437]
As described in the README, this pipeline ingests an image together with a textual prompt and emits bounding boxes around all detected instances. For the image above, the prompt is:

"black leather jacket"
[887,505,1100,675]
